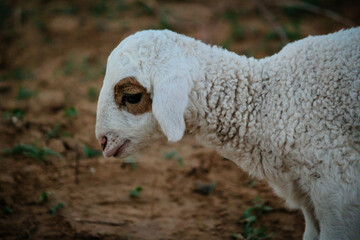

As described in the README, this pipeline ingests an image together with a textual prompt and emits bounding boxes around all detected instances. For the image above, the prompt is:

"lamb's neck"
[185,47,268,177]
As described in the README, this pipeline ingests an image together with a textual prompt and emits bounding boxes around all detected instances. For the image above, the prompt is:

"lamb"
[95,28,360,240]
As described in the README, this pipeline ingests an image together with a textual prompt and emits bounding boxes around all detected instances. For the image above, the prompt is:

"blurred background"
[0,0,359,239]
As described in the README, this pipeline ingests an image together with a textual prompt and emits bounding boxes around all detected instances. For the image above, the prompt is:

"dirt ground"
[0,1,359,239]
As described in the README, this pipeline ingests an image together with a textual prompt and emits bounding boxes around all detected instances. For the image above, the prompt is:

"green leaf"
[49,202,66,215]
[87,87,98,102]
[17,87,35,100]
[3,144,61,162]
[47,124,61,139]
[83,144,101,158]
[164,150,177,159]
[2,108,25,120]
[129,186,143,198]
[64,107,77,117]
[177,156,184,166]
[39,191,51,203]
[42,147,62,158]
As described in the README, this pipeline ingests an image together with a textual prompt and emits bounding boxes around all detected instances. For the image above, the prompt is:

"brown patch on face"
[114,77,152,115]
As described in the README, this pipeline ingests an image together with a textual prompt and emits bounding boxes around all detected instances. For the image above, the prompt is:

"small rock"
[38,90,65,110]
[0,174,15,184]
[48,139,66,154]
[48,16,79,33]
[194,181,217,196]
[23,165,42,173]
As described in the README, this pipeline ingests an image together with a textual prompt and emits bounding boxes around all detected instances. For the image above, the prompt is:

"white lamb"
[95,28,360,240]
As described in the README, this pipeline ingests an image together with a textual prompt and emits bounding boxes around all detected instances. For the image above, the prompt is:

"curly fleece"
[96,28,360,240]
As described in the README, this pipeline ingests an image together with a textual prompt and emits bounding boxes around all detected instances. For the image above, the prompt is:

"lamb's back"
[259,28,360,159]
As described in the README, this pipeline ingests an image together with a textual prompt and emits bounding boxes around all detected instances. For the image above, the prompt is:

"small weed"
[87,87,99,102]
[134,0,155,15]
[158,10,172,30]
[17,87,35,100]
[49,202,66,215]
[231,22,244,41]
[282,21,301,41]
[64,107,77,118]
[62,57,75,76]
[164,150,176,159]
[39,191,51,203]
[222,9,244,22]
[83,144,101,158]
[123,156,138,170]
[164,150,184,166]
[3,143,62,162]
[80,57,92,80]
[1,68,32,81]
[47,124,61,139]
[129,186,143,198]
[2,108,25,120]
[248,179,256,188]
[90,0,108,17]
[239,197,273,240]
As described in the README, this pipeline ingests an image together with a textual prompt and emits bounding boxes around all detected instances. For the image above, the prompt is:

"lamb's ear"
[152,76,189,142]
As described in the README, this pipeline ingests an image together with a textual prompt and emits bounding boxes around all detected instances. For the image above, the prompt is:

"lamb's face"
[96,74,162,158]
[95,30,191,158]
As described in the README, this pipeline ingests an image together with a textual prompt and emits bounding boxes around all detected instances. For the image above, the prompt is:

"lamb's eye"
[122,93,142,104]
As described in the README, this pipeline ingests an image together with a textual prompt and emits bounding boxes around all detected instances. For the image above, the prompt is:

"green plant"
[240,197,273,240]
[87,87,99,102]
[134,0,155,15]
[1,68,32,81]
[17,87,35,100]
[64,107,77,117]
[39,191,51,203]
[62,57,75,76]
[129,186,143,198]
[49,202,66,215]
[231,22,244,41]
[158,10,172,30]
[2,108,25,120]
[83,144,101,158]
[164,150,184,166]
[3,144,62,162]
[47,124,61,139]
[90,0,108,17]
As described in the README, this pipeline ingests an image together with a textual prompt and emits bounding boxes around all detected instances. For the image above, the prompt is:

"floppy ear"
[152,76,189,142]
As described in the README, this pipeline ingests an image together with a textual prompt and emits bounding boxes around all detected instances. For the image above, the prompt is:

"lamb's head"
[95,30,197,158]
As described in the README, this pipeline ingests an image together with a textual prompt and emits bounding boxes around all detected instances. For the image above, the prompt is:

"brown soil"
[0,1,359,239]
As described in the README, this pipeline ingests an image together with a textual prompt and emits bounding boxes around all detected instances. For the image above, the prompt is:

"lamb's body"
[96,28,360,240]
[181,28,360,239]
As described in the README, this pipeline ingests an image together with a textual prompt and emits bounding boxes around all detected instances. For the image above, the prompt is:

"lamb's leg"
[301,206,319,240]
[315,205,360,240]
[311,181,360,240]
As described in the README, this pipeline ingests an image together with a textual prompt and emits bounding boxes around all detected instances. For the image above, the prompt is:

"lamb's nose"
[101,136,107,151]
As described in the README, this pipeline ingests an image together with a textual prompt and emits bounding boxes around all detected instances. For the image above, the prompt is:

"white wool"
[96,28,360,240]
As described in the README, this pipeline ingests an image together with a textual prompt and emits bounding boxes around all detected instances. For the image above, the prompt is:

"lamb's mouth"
[113,139,130,157]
